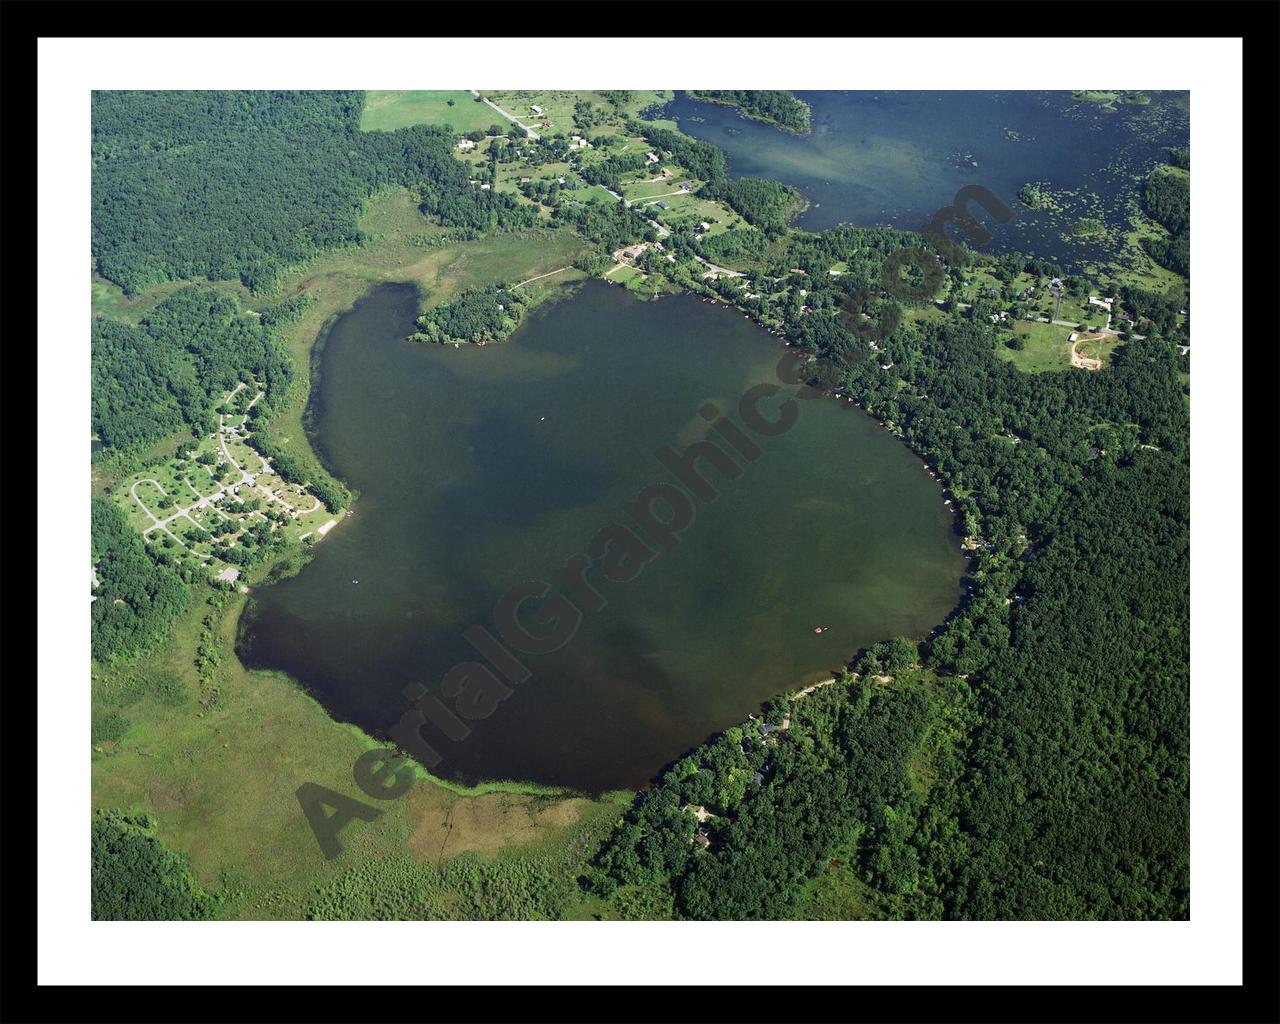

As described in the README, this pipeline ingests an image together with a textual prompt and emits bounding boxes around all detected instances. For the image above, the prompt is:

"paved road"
[471,90,540,140]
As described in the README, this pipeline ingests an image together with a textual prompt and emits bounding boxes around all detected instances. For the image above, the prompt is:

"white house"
[530,104,543,115]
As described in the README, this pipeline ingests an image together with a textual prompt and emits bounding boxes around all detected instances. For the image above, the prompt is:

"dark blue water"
[659,90,1189,270]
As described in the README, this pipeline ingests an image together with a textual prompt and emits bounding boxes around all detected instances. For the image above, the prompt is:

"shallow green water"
[239,281,965,790]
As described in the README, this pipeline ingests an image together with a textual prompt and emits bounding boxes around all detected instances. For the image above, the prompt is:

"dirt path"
[1070,335,1104,371]
[512,266,571,289]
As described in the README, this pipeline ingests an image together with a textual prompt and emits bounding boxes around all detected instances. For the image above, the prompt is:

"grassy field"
[360,91,497,133]
[91,580,629,919]
[996,320,1075,373]
[92,274,254,325]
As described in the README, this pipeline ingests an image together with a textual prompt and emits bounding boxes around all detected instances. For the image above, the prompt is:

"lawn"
[996,320,1074,373]
[360,91,497,133]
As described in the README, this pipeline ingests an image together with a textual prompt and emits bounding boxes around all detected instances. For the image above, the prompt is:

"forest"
[685,90,812,133]
[702,177,804,237]
[92,91,497,293]
[410,284,527,345]
[91,498,189,663]
[91,812,214,920]
[591,675,943,918]
[553,199,659,250]
[1141,156,1191,277]
[91,286,292,453]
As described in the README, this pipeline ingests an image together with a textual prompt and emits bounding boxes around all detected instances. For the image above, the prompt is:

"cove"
[238,280,965,791]
[660,91,1189,270]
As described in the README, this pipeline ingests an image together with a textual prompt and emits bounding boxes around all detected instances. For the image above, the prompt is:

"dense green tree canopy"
[686,90,812,133]
[411,284,526,345]
[91,286,292,453]
[93,91,478,293]
[91,498,189,663]
[91,812,214,920]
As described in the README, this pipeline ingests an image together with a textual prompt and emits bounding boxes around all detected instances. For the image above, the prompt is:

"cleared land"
[360,91,497,134]
[997,320,1074,373]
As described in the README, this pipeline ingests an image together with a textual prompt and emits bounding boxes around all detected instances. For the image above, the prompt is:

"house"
[557,176,565,185]
[456,138,476,151]
[530,104,543,115]
[656,200,669,209]
[645,151,659,164]
[699,221,711,231]
[480,182,491,190]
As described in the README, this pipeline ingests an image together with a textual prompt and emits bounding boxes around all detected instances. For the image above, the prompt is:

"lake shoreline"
[241,278,967,793]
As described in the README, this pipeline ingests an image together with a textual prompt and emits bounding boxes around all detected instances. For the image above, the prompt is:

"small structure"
[645,151,659,164]
[216,566,240,584]
[530,104,543,115]
[655,200,669,209]
[456,139,476,151]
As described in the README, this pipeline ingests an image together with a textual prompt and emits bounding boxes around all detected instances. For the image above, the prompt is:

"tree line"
[410,284,527,346]
[685,90,812,133]
[1141,154,1190,277]
[92,91,513,294]
[591,216,1189,920]
[91,286,291,454]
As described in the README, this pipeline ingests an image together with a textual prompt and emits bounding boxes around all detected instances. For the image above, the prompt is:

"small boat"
[352,579,359,584]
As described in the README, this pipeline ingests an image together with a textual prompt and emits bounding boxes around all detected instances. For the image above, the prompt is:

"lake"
[238,281,965,791]
[659,91,1189,271]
